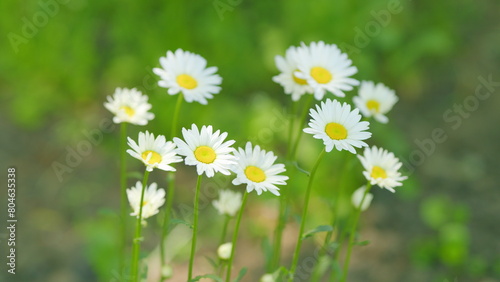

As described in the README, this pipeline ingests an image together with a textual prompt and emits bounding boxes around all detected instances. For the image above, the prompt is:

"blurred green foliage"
[1,0,499,281]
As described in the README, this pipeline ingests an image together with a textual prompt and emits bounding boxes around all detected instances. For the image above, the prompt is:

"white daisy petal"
[154,49,222,105]
[303,99,372,154]
[127,181,166,223]
[104,88,155,125]
[231,142,288,196]
[352,81,399,123]
[127,131,182,172]
[357,146,408,192]
[174,124,237,178]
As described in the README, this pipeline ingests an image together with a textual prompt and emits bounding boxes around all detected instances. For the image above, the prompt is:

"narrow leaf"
[302,225,334,239]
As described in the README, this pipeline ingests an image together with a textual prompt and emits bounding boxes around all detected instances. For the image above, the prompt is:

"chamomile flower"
[232,142,288,196]
[351,186,374,211]
[104,87,154,125]
[212,190,243,217]
[272,45,314,101]
[357,146,408,192]
[353,81,398,123]
[127,131,182,172]
[127,181,165,221]
[153,49,222,105]
[303,99,371,154]
[294,41,359,100]
[174,124,237,178]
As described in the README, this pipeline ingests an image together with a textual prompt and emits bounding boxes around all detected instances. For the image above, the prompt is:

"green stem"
[170,93,184,138]
[160,171,175,280]
[130,169,150,282]
[290,94,314,160]
[225,192,248,282]
[272,100,297,270]
[289,148,326,281]
[217,215,231,276]
[188,175,203,281]
[340,183,372,282]
[119,122,128,277]
[160,93,183,279]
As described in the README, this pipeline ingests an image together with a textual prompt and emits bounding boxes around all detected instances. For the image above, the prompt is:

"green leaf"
[233,267,247,282]
[353,240,370,246]
[293,161,311,176]
[302,225,334,239]
[127,171,143,180]
[204,255,219,269]
[169,218,193,229]
[189,274,223,282]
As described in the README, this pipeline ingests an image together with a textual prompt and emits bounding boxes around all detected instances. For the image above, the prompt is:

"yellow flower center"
[141,201,148,207]
[176,74,198,89]
[244,166,266,183]
[292,70,308,85]
[310,66,332,84]
[194,146,216,164]
[366,100,381,113]
[325,122,348,140]
[371,166,387,179]
[120,105,135,117]
[141,150,162,165]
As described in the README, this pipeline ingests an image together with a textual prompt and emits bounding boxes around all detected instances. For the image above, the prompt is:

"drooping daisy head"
[293,41,359,100]
[104,87,154,125]
[351,186,374,211]
[353,81,399,124]
[303,99,371,154]
[127,181,165,222]
[153,49,222,105]
[127,131,182,172]
[357,146,408,192]
[272,45,314,101]
[232,142,288,196]
[212,189,243,217]
[174,124,237,178]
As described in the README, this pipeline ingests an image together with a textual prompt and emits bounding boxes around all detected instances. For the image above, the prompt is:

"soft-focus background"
[1,0,500,281]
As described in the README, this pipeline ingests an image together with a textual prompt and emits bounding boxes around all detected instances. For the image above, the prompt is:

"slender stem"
[160,94,183,279]
[130,169,150,282]
[290,94,314,160]
[226,192,249,282]
[160,171,175,280]
[188,175,203,281]
[286,100,298,159]
[272,100,297,270]
[289,148,326,281]
[217,215,231,276]
[219,215,231,247]
[170,93,184,138]
[119,122,128,277]
[340,183,372,282]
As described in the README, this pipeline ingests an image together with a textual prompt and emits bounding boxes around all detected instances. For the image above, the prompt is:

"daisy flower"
[127,181,166,221]
[153,49,222,105]
[294,41,359,100]
[303,99,371,154]
[351,186,374,211]
[272,45,314,101]
[212,190,243,217]
[174,124,237,178]
[358,146,408,192]
[104,87,154,125]
[232,142,288,196]
[353,81,399,123]
[127,131,182,172]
